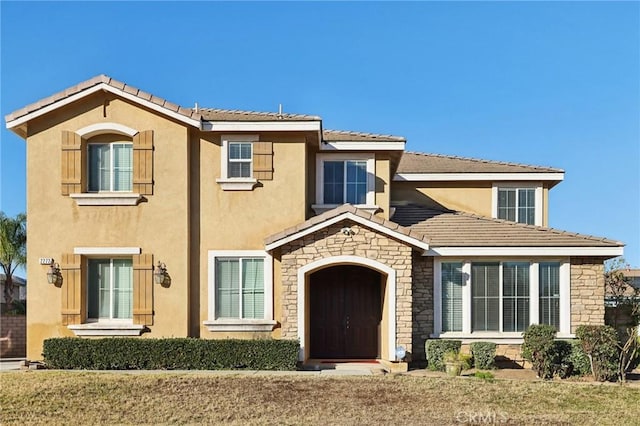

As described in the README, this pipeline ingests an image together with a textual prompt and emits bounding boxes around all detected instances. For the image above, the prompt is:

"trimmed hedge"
[425,340,461,371]
[522,324,557,379]
[42,338,299,370]
[576,325,619,381]
[470,342,496,370]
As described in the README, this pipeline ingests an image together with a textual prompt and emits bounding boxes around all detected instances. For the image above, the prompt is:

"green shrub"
[425,340,461,371]
[567,340,591,376]
[473,371,495,382]
[470,342,496,370]
[42,338,300,370]
[522,324,557,379]
[576,325,619,381]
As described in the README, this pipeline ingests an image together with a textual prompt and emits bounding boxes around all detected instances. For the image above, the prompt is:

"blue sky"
[1,1,639,271]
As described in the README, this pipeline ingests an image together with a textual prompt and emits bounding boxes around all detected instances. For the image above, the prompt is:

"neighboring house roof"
[391,204,623,255]
[0,275,26,287]
[323,129,406,143]
[265,204,430,251]
[622,269,640,290]
[395,152,564,182]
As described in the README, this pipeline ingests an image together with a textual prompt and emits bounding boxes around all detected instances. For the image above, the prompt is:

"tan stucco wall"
[391,181,493,217]
[197,132,309,339]
[375,155,391,219]
[25,93,191,359]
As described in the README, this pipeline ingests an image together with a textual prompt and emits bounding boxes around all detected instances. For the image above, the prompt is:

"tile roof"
[323,129,406,143]
[397,151,564,174]
[391,204,623,247]
[197,108,320,121]
[264,204,429,247]
[5,74,201,124]
[5,74,320,125]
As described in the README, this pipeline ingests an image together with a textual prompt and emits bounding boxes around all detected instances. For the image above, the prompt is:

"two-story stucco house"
[5,75,624,365]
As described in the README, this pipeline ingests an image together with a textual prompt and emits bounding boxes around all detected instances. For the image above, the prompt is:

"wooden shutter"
[61,131,83,195]
[133,130,154,195]
[60,254,84,325]
[133,253,154,325]
[253,141,273,180]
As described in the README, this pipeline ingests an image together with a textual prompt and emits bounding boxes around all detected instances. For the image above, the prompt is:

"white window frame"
[312,153,377,214]
[204,250,275,332]
[86,257,134,322]
[216,134,259,191]
[492,182,543,226]
[67,246,145,337]
[433,258,571,343]
[87,142,134,193]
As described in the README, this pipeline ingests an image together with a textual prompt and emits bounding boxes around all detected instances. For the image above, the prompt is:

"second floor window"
[497,188,535,225]
[228,142,252,178]
[323,160,367,204]
[88,143,133,192]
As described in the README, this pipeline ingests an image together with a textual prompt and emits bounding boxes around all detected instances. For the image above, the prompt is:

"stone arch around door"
[297,256,397,361]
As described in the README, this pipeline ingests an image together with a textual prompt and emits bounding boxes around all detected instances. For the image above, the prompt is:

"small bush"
[425,340,461,371]
[470,342,496,370]
[42,338,300,370]
[567,340,591,376]
[473,371,495,382]
[576,325,619,381]
[522,324,557,379]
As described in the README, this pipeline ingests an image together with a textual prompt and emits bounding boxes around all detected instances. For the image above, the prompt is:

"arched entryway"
[309,265,382,359]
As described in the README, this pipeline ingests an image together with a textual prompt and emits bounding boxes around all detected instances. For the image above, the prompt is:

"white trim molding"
[202,121,321,132]
[74,247,142,255]
[394,173,565,182]
[320,141,405,151]
[6,83,202,130]
[296,256,397,361]
[432,258,572,339]
[311,204,380,215]
[491,182,543,226]
[205,250,274,327]
[70,193,143,206]
[76,122,138,138]
[217,134,259,191]
[68,322,145,336]
[315,153,376,206]
[426,246,624,257]
[265,211,430,252]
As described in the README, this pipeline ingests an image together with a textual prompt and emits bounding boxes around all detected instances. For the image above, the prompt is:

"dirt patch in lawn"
[2,371,639,425]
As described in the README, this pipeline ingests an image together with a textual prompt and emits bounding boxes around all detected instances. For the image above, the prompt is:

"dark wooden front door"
[309,265,381,359]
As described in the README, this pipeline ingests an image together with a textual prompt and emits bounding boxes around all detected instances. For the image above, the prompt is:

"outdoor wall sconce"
[341,226,356,236]
[154,261,169,285]
[47,261,62,285]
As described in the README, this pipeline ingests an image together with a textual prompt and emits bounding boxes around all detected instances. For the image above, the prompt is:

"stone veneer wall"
[278,219,414,356]
[411,253,433,361]
[571,257,605,332]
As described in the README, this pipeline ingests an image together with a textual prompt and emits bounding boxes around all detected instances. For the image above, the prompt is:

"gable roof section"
[391,204,623,256]
[395,152,564,184]
[5,74,322,136]
[265,204,430,251]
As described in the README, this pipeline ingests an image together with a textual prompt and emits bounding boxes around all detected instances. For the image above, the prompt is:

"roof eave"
[393,172,565,183]
[425,246,624,257]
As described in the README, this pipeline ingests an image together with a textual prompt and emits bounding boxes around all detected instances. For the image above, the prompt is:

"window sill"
[216,178,258,191]
[311,204,380,215]
[203,319,276,332]
[68,323,146,336]
[70,193,142,206]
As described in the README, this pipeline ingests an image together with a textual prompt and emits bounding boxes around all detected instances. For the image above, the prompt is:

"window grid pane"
[539,262,560,330]
[497,189,516,221]
[503,262,530,332]
[442,262,463,332]
[345,161,367,204]
[323,161,345,204]
[113,144,133,191]
[471,263,500,331]
[228,143,252,178]
[517,189,535,225]
[89,143,132,192]
[216,259,240,318]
